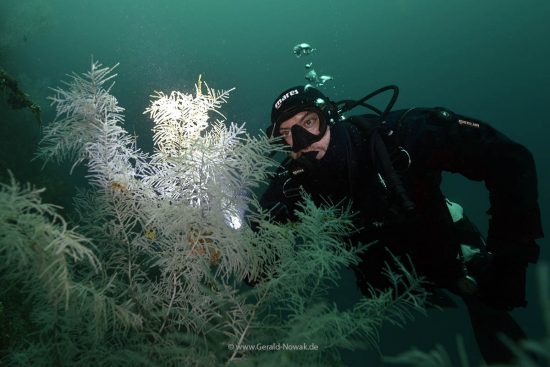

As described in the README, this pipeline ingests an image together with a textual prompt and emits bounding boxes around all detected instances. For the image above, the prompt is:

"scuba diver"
[259,84,543,364]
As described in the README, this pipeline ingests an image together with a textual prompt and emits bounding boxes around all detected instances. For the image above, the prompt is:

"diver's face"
[279,110,330,160]
[279,110,320,146]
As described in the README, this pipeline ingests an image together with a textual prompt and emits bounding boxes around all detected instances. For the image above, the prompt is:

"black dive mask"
[290,124,324,152]
[289,110,328,152]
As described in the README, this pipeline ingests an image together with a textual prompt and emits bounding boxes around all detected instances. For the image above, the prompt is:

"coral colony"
[2,61,429,366]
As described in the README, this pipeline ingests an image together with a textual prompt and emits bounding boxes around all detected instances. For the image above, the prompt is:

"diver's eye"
[302,116,318,130]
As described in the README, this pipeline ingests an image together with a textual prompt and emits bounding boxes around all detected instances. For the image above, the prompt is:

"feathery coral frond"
[9,62,434,366]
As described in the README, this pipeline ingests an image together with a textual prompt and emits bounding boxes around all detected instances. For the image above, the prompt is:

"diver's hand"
[289,151,320,174]
[482,239,540,310]
[483,260,528,310]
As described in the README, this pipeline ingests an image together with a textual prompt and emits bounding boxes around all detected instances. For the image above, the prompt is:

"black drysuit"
[259,107,543,364]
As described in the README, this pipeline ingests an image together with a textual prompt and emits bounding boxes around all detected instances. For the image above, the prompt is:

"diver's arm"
[420,109,543,243]
[258,175,299,224]
[419,110,543,308]
[243,170,299,287]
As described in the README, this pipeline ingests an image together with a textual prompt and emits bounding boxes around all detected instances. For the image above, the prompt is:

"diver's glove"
[289,151,321,174]
[275,151,320,180]
[481,238,540,310]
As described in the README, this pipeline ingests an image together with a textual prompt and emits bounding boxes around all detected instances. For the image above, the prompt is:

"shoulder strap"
[343,114,416,213]
[346,114,382,140]
[346,113,408,169]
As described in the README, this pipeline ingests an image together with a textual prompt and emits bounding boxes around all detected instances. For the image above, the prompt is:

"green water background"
[1,0,548,365]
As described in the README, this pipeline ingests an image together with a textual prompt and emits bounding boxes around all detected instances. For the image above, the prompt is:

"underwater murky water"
[1,1,549,365]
